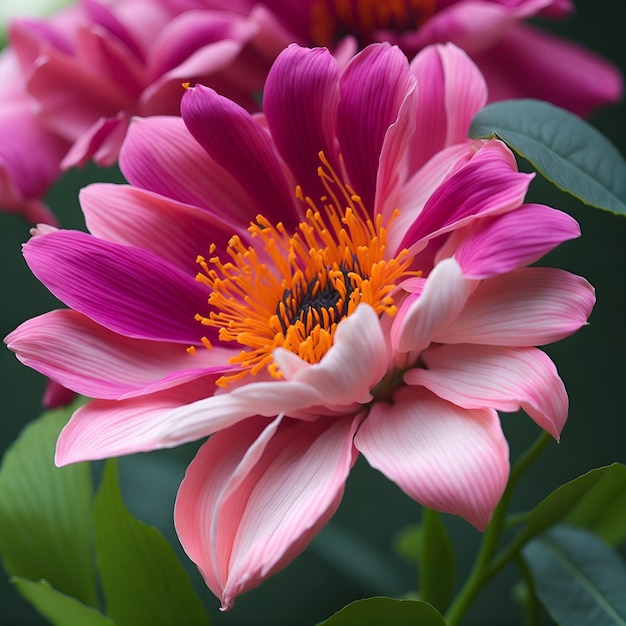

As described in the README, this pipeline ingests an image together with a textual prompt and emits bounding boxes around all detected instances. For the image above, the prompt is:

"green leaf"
[469,99,626,215]
[518,464,620,544]
[0,405,97,607]
[523,525,626,625]
[566,463,626,546]
[12,578,114,626]
[315,597,446,626]
[93,460,210,626]
[419,509,455,613]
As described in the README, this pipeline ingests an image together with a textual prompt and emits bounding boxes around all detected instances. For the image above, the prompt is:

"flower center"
[309,0,436,47]
[193,153,417,387]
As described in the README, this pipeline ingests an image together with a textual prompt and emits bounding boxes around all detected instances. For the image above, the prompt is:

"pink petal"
[355,386,509,530]
[175,414,359,609]
[263,45,341,201]
[181,84,299,228]
[5,309,232,400]
[474,23,623,116]
[55,377,222,464]
[455,204,580,279]
[119,116,255,223]
[337,43,415,210]
[23,230,211,344]
[408,43,487,171]
[405,344,568,439]
[399,140,532,251]
[393,258,475,353]
[80,183,243,275]
[273,304,389,405]
[434,267,595,347]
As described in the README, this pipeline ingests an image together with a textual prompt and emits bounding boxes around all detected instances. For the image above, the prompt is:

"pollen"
[194,152,418,387]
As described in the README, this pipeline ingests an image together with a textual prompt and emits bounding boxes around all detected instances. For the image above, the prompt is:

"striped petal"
[175,414,359,610]
[355,386,509,530]
[23,230,210,344]
[405,344,568,439]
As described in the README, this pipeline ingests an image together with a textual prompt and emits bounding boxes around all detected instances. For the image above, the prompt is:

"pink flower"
[1,0,285,219]
[5,43,594,609]
[1,0,621,221]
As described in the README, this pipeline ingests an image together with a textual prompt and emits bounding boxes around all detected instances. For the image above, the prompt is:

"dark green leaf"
[419,509,455,613]
[523,526,626,625]
[518,465,618,544]
[93,460,210,626]
[566,463,626,545]
[12,578,114,626]
[315,597,446,626]
[469,99,626,215]
[0,405,97,607]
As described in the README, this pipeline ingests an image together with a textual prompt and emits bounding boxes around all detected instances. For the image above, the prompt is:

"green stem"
[444,431,552,626]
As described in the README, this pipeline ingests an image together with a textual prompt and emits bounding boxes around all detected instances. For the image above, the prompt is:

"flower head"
[6,42,594,609]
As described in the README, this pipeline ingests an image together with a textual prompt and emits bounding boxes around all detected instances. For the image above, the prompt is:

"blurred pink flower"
[6,42,594,608]
[0,0,621,221]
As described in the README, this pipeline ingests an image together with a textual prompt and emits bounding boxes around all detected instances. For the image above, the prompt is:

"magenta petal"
[435,267,595,347]
[264,45,341,201]
[337,43,415,209]
[181,84,300,227]
[355,387,509,530]
[23,230,210,344]
[400,141,532,251]
[455,204,580,279]
[80,183,243,274]
[406,344,568,439]
[175,414,359,609]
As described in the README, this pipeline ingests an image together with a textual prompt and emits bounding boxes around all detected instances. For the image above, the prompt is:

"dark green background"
[1,1,625,624]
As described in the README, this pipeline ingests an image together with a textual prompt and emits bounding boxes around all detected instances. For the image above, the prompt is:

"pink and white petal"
[119,116,256,223]
[392,258,475,353]
[5,309,232,400]
[455,204,580,279]
[55,377,224,464]
[406,344,568,439]
[175,413,359,609]
[434,267,595,347]
[23,230,211,344]
[181,84,299,228]
[80,183,243,275]
[355,386,509,530]
[408,43,487,171]
[337,43,415,210]
[263,45,341,201]
[399,141,532,252]
[274,304,389,405]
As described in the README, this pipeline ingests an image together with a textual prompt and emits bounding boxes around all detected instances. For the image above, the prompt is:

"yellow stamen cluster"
[194,153,417,387]
[310,0,436,47]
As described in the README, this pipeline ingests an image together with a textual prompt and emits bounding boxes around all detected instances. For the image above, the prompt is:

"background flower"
[0,0,621,220]
[5,41,594,608]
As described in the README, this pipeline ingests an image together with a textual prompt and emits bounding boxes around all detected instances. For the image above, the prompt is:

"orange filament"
[194,152,418,387]
[310,0,436,47]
